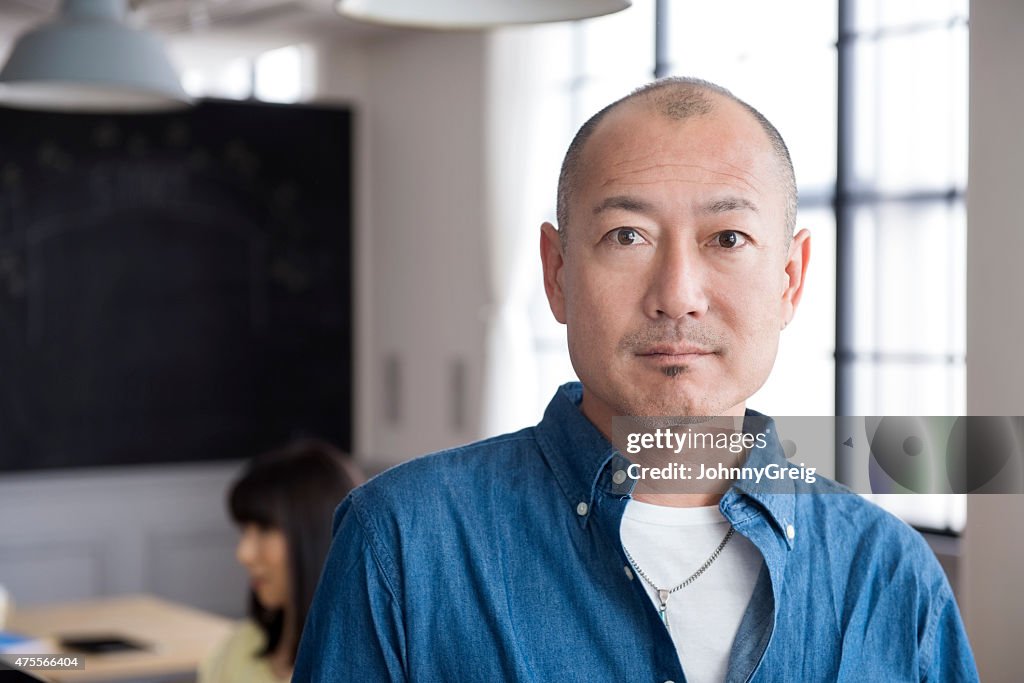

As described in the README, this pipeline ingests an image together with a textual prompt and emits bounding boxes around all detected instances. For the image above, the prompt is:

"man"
[294,78,978,682]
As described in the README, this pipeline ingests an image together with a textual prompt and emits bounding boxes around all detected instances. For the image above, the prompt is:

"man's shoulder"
[343,427,544,525]
[363,426,539,491]
[801,478,926,538]
[797,480,949,583]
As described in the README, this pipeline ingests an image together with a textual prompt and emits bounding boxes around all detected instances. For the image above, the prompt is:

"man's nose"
[642,241,710,320]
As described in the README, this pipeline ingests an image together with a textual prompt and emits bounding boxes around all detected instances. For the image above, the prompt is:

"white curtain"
[479,27,572,437]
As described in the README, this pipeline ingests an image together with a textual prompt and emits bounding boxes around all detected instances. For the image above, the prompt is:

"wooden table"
[5,594,234,682]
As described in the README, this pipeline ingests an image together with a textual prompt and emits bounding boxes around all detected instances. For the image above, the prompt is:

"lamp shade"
[0,0,191,113]
[337,0,632,29]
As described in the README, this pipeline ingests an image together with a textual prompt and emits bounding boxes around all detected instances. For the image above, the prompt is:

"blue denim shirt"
[295,382,978,682]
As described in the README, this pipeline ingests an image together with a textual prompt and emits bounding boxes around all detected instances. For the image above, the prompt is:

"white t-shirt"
[620,500,763,683]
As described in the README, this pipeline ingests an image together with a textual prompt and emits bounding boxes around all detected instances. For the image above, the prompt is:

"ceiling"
[0,0,398,45]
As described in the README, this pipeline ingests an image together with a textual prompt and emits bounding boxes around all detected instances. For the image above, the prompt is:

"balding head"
[555,77,797,249]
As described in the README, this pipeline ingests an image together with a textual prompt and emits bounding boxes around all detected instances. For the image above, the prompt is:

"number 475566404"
[12,655,84,670]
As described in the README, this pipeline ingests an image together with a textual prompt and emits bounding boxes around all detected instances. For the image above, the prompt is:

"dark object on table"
[58,633,148,654]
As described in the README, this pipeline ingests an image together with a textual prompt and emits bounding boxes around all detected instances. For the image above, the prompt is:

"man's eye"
[610,228,644,246]
[714,230,747,249]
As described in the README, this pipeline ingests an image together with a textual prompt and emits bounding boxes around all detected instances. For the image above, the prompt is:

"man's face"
[541,97,810,429]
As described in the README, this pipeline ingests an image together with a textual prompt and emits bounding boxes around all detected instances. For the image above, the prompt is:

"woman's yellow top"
[198,620,291,683]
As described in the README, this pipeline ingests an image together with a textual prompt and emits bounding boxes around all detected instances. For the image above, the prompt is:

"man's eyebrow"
[702,196,759,215]
[592,195,655,216]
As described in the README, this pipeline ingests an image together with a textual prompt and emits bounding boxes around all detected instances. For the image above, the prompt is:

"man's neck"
[579,386,745,509]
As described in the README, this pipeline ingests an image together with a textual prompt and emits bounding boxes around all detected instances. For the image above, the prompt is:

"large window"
[839,1,968,417]
[838,1,968,532]
[509,0,967,532]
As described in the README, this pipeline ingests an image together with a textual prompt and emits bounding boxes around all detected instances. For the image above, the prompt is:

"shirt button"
[612,469,627,485]
[786,523,796,540]
[576,501,589,516]
[624,565,634,581]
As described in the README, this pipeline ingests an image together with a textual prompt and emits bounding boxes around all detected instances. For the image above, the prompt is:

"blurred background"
[0,0,1020,680]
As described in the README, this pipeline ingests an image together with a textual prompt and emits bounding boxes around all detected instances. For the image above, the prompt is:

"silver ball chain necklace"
[623,526,735,634]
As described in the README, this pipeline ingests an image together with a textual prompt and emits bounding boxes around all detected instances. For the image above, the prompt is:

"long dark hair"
[228,438,364,664]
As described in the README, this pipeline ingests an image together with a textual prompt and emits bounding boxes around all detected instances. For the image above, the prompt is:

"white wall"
[360,32,490,466]
[0,463,248,615]
[964,1,1024,680]
[287,30,492,469]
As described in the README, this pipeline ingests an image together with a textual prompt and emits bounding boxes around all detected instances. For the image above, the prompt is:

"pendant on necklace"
[657,589,670,631]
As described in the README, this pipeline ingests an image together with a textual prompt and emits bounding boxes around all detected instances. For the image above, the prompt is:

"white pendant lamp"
[337,0,632,29]
[0,0,191,113]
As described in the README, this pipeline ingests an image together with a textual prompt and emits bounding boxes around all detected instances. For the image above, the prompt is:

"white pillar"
[964,1,1024,679]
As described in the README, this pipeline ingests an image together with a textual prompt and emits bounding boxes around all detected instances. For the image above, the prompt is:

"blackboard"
[0,100,352,471]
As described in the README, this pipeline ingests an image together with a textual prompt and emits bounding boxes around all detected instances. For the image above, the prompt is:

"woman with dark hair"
[199,439,364,683]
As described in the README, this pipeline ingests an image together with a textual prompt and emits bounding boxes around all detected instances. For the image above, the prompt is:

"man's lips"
[637,344,715,356]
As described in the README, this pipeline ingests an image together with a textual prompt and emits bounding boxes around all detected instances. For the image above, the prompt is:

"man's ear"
[781,228,811,328]
[540,222,567,324]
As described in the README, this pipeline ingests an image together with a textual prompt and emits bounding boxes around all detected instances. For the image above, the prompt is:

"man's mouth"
[637,344,715,357]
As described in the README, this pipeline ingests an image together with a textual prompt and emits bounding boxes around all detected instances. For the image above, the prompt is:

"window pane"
[849,202,966,357]
[255,46,305,103]
[741,46,837,195]
[854,0,968,33]
[665,0,836,57]
[849,360,965,415]
[196,58,251,100]
[579,0,656,79]
[663,2,837,194]
[850,26,968,193]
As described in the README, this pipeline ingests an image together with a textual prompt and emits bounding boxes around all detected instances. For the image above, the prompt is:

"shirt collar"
[725,409,797,549]
[534,382,795,545]
[534,382,619,526]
